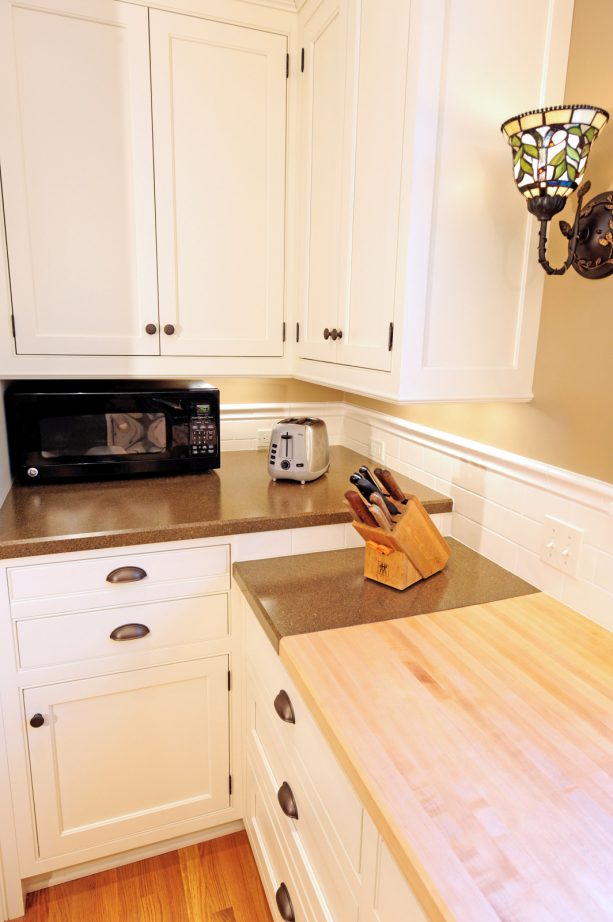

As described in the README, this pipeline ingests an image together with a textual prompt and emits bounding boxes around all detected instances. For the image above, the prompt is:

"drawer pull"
[110,623,150,642]
[106,566,147,584]
[273,690,295,724]
[277,782,299,820]
[29,713,45,728]
[275,884,295,922]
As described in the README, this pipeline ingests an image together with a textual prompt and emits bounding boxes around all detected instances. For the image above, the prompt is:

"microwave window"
[39,414,167,458]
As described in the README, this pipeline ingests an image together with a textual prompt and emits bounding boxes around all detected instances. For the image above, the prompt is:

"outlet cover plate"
[257,429,272,450]
[370,439,385,462]
[540,515,584,577]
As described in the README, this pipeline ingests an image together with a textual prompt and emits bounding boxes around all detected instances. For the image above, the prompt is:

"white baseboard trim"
[24,820,245,894]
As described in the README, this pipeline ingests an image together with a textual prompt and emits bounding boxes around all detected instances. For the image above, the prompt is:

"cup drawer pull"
[106,566,148,584]
[273,689,295,724]
[275,884,295,922]
[110,623,150,642]
[277,781,299,820]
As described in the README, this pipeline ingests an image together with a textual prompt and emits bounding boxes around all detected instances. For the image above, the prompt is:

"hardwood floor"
[16,832,273,922]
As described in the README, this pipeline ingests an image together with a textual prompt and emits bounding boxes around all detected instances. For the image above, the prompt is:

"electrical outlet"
[257,429,272,450]
[370,439,385,462]
[540,515,584,577]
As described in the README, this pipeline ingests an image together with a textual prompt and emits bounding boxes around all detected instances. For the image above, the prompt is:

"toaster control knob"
[280,460,291,470]
[27,467,39,478]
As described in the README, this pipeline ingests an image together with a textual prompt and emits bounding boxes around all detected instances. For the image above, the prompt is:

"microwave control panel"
[189,403,218,456]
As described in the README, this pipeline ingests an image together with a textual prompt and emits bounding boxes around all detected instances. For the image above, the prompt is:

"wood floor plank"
[16,832,272,922]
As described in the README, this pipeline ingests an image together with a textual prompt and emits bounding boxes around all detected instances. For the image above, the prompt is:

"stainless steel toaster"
[268,417,330,483]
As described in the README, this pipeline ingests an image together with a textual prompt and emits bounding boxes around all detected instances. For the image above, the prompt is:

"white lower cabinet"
[24,656,230,859]
[0,538,238,886]
[241,589,428,922]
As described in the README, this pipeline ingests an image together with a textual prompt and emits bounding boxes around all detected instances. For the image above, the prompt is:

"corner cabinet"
[0,0,289,367]
[294,0,575,401]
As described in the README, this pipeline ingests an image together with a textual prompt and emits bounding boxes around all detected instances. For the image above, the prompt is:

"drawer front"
[374,840,429,922]
[246,751,328,922]
[8,544,230,617]
[247,669,361,922]
[16,593,228,670]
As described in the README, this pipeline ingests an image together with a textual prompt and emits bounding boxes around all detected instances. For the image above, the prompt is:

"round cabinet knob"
[29,713,45,728]
[145,323,157,335]
[275,884,295,922]
[277,782,299,820]
[273,690,295,724]
[323,327,331,340]
[163,324,175,336]
[330,328,342,341]
[26,467,39,478]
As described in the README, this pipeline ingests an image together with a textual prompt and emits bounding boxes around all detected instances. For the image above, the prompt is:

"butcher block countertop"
[281,594,613,922]
[0,446,451,559]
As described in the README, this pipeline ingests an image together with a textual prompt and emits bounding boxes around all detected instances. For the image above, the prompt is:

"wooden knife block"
[352,495,450,590]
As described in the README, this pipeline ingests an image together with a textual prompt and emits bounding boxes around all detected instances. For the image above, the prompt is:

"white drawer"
[16,593,228,670]
[8,544,230,617]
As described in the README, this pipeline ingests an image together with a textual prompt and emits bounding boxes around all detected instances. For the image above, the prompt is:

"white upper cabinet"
[150,11,288,357]
[0,0,159,356]
[295,0,574,401]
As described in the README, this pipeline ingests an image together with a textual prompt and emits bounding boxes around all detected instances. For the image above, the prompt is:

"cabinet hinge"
[286,53,289,78]
[282,321,286,342]
[227,670,231,691]
[229,775,233,796]
[10,314,16,339]
[301,48,305,72]
[295,322,300,343]
[388,322,394,351]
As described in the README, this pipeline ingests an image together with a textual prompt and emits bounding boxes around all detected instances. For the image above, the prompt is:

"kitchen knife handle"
[344,490,378,526]
[358,466,384,491]
[370,492,394,526]
[349,474,400,517]
[374,468,407,504]
[368,504,392,532]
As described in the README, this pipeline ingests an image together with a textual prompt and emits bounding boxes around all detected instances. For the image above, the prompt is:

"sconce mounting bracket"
[560,191,613,279]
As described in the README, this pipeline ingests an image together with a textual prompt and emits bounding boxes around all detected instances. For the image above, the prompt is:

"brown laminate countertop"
[233,538,537,650]
[0,446,451,559]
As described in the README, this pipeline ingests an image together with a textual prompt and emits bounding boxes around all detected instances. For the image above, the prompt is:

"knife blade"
[344,490,378,527]
[373,468,407,504]
[349,474,400,516]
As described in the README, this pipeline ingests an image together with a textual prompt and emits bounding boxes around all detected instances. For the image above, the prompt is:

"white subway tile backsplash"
[222,401,612,631]
[291,524,346,555]
[234,529,294,562]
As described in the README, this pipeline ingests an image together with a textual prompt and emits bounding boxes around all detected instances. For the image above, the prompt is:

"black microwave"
[5,380,220,483]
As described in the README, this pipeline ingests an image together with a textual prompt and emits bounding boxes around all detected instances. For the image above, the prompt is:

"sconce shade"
[501,105,608,219]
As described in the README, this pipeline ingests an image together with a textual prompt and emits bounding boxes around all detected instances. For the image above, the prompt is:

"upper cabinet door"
[335,0,411,373]
[0,0,159,356]
[297,0,346,365]
[150,12,287,358]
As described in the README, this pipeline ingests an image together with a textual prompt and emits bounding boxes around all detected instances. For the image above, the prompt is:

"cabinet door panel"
[0,0,159,355]
[151,12,287,357]
[336,0,410,373]
[24,657,230,858]
[298,0,345,364]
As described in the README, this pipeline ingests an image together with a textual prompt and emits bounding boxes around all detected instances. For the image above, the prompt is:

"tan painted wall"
[211,0,613,485]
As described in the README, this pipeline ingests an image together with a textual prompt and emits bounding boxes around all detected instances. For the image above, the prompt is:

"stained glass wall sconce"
[501,105,613,278]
